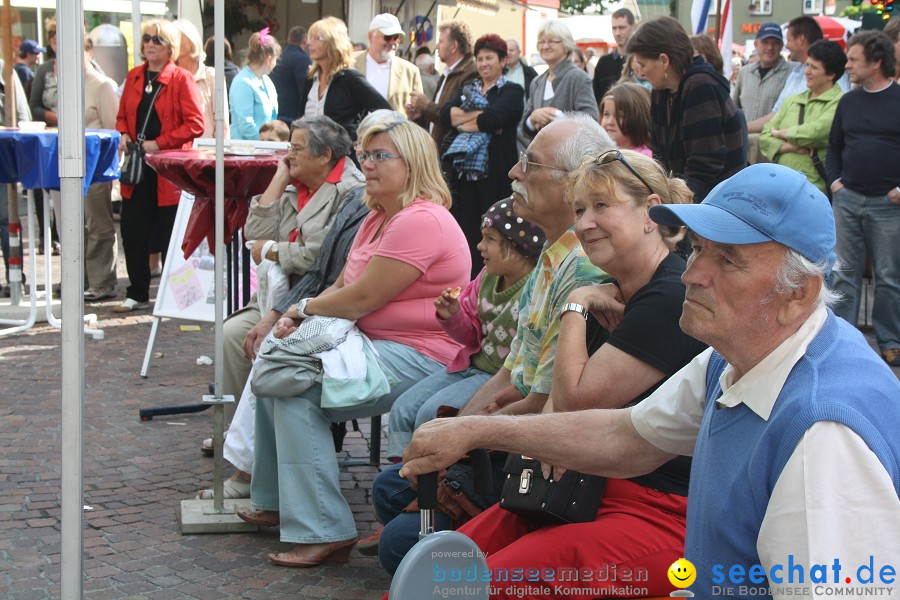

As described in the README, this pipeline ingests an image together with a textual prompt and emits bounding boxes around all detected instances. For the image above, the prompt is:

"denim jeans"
[373,462,452,575]
[831,186,900,350]
[251,340,443,544]
[387,367,490,459]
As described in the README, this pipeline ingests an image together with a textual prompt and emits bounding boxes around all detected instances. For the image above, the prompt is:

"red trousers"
[456,479,687,599]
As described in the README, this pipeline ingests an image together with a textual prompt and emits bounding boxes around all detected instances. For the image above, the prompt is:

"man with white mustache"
[353,13,423,117]
[454,113,613,416]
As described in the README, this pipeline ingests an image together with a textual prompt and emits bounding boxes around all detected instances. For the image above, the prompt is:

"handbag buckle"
[518,468,533,494]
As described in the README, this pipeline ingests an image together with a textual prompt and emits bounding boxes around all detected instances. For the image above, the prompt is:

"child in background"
[600,82,653,156]
[258,119,289,142]
[385,198,545,461]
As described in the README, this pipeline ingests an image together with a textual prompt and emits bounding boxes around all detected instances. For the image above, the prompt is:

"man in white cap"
[353,13,422,117]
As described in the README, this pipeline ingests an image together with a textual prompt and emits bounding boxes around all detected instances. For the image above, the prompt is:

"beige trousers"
[50,182,117,289]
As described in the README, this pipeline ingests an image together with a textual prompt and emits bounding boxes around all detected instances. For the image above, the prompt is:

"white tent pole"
[211,0,227,510]
[57,0,86,597]
[132,0,142,66]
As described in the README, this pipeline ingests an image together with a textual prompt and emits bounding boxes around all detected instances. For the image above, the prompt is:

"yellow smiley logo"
[668,558,696,588]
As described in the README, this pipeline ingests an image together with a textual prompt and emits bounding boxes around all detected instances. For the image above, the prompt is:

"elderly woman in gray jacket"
[204,115,366,461]
[517,20,599,149]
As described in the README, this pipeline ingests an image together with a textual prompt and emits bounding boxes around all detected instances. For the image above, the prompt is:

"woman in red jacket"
[115,19,204,312]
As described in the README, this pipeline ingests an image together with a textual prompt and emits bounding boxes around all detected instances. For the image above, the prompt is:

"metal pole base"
[178,498,258,534]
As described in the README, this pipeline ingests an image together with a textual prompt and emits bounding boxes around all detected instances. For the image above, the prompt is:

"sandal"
[196,478,251,500]
[268,538,356,567]
[201,431,228,456]
[235,508,280,527]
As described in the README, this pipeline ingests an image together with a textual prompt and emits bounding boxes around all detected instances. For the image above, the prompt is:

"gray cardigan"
[29,59,55,122]
[517,59,598,148]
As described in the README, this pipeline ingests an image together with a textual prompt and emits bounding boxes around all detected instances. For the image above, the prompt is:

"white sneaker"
[113,298,150,313]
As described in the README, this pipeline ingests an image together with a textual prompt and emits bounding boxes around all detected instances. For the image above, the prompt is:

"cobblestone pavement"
[0,227,390,599]
[0,207,897,600]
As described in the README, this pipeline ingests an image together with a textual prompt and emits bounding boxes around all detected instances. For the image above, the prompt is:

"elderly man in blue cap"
[399,163,900,600]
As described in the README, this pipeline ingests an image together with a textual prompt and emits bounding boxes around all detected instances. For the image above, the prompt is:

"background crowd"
[1,8,899,599]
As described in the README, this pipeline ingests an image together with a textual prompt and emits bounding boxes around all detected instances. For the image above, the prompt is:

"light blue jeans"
[831,186,900,351]
[386,367,491,459]
[251,339,443,544]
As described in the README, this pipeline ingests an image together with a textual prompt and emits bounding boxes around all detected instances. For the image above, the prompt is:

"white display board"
[149,137,287,322]
[152,192,222,322]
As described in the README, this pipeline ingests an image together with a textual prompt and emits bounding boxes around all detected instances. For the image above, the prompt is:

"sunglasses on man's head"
[142,34,164,45]
[595,150,655,196]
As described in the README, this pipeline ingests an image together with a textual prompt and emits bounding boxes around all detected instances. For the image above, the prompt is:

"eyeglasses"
[518,151,567,174]
[357,151,403,165]
[595,150,655,196]
[537,38,563,47]
[47,30,56,39]
[142,34,164,46]
[288,144,307,155]
[383,34,402,42]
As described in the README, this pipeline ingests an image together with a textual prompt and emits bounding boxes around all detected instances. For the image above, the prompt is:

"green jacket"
[759,83,843,193]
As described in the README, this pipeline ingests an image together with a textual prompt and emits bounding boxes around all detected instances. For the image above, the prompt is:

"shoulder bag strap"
[136,78,164,144]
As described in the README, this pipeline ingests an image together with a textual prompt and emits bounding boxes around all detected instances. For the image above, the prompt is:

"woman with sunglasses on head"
[230,29,280,140]
[237,116,470,567]
[297,17,391,142]
[517,20,597,150]
[440,33,524,277]
[627,16,744,202]
[413,150,708,600]
[114,20,204,312]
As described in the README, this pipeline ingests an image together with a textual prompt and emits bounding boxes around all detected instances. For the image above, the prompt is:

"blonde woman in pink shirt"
[236,113,471,568]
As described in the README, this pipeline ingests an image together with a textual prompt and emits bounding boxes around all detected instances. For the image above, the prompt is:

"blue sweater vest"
[684,311,900,599]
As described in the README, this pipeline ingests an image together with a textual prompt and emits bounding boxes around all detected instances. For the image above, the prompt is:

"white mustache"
[511,181,528,204]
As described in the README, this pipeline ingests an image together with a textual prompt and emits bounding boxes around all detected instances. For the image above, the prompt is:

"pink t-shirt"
[344,198,471,364]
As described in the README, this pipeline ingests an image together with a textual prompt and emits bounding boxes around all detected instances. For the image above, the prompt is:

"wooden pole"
[2,0,15,125]
[715,0,724,42]
[1,0,22,304]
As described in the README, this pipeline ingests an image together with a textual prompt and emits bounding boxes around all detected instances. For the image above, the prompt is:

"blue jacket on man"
[270,44,311,126]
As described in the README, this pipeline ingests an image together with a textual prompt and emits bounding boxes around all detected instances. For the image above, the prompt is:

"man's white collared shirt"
[631,306,899,598]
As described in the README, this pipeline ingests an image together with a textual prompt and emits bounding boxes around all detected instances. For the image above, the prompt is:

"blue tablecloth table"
[0,128,120,338]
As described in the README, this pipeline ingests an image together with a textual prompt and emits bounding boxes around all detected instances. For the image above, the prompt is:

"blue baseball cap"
[19,39,46,54]
[649,164,836,274]
[756,23,783,42]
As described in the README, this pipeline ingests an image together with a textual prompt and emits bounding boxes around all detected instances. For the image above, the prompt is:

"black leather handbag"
[119,141,145,186]
[120,81,163,186]
[499,454,606,525]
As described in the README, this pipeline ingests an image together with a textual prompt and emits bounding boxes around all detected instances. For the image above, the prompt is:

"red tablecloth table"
[145,148,286,258]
